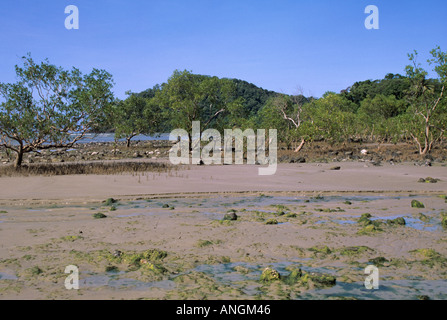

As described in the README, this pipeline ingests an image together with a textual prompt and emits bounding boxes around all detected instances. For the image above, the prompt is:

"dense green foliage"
[0,54,115,166]
[1,47,446,166]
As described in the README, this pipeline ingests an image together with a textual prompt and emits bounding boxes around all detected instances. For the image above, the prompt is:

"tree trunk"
[14,148,24,168]
[420,120,430,155]
[126,137,131,148]
[294,139,305,153]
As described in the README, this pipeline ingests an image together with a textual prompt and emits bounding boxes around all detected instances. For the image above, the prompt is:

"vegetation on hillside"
[1,47,446,167]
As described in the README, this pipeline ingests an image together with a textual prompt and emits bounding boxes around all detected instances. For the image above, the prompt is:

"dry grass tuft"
[0,161,174,177]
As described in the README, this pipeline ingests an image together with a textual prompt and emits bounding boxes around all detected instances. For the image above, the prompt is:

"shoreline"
[0,161,445,205]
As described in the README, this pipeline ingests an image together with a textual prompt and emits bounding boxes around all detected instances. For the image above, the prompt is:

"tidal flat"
[1,189,446,300]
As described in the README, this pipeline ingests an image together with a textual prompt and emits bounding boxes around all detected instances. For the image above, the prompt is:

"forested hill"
[229,78,279,115]
[137,76,280,116]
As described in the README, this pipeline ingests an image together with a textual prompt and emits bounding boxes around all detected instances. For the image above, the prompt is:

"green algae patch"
[411,200,425,208]
[441,214,447,229]
[280,266,336,289]
[93,212,107,219]
[308,245,332,255]
[196,240,215,248]
[410,248,447,268]
[357,224,383,235]
[60,235,83,242]
[103,198,118,206]
[260,267,281,282]
[387,217,406,226]
[339,246,373,257]
[368,257,389,267]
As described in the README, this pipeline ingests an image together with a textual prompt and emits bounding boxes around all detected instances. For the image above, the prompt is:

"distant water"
[74,133,170,144]
[4,133,171,146]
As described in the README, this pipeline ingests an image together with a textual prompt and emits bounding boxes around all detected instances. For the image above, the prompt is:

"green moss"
[340,246,372,257]
[410,248,447,267]
[103,198,118,206]
[368,257,389,266]
[357,224,382,235]
[105,265,119,273]
[418,213,430,223]
[441,214,447,229]
[282,267,303,285]
[265,219,278,225]
[309,245,332,255]
[60,235,83,242]
[308,272,336,287]
[387,217,406,226]
[411,200,425,208]
[223,212,238,221]
[196,240,214,248]
[260,267,281,282]
[358,213,373,225]
[92,212,107,219]
[281,267,336,288]
[27,266,43,276]
[411,248,440,259]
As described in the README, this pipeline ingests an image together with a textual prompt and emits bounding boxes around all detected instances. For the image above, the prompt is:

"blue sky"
[0,0,446,99]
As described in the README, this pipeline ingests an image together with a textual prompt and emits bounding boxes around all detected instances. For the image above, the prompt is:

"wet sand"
[0,162,446,299]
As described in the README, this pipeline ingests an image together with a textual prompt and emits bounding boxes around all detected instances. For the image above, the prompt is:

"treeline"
[1,47,446,167]
[110,47,446,156]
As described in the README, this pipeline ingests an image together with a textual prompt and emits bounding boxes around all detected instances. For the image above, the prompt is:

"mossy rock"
[103,198,118,206]
[282,267,303,285]
[441,214,447,229]
[105,265,119,273]
[93,212,107,219]
[309,245,332,255]
[358,213,373,225]
[357,224,382,235]
[368,257,389,266]
[27,266,43,276]
[308,272,336,287]
[418,177,440,183]
[387,217,406,226]
[223,212,238,221]
[418,213,430,223]
[265,219,278,225]
[162,204,170,208]
[260,267,281,282]
[411,200,425,208]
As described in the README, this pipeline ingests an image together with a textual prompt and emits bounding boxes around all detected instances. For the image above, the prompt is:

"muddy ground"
[0,140,446,300]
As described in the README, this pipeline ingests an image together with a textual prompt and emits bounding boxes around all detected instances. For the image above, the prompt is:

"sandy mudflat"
[0,162,446,300]
[0,162,446,203]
